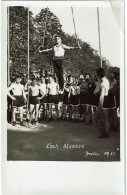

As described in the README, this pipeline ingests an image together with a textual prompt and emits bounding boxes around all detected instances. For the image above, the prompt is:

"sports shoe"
[34,120,38,125]
[68,118,72,122]
[26,119,30,123]
[98,134,105,138]
[31,120,36,125]
[98,133,109,138]
[48,118,52,122]
[86,120,92,125]
[20,121,25,126]
[12,121,16,126]
[104,133,109,138]
[63,118,67,121]
[57,118,59,122]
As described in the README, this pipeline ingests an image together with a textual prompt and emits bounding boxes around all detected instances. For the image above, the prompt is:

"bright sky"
[29,5,123,67]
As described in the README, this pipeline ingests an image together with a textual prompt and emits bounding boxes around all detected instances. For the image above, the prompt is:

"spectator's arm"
[99,85,105,107]
[7,85,15,100]
[22,87,27,102]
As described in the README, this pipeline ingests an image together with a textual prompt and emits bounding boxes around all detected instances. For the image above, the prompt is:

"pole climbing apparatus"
[71,7,81,49]
[38,7,48,51]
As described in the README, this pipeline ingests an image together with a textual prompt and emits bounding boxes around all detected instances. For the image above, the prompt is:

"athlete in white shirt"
[7,76,27,126]
[96,68,110,138]
[39,36,81,91]
[47,75,59,121]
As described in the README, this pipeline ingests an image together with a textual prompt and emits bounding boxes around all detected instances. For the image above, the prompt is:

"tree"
[9,6,28,78]
[8,6,112,81]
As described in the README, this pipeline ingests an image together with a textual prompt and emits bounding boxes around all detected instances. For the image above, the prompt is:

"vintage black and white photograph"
[6,4,122,161]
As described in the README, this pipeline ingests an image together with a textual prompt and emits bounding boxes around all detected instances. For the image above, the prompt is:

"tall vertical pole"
[27,7,30,113]
[97,7,102,67]
[7,7,10,86]
[28,7,29,80]
[71,7,76,78]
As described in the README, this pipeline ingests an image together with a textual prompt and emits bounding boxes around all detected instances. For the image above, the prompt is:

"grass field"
[7,120,120,161]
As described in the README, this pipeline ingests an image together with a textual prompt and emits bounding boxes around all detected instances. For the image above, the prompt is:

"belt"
[14,95,22,97]
[53,56,65,60]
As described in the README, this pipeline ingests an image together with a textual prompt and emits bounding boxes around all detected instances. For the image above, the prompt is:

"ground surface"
[7,120,120,161]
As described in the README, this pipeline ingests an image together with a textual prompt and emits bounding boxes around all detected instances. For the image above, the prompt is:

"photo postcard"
[1,0,126,195]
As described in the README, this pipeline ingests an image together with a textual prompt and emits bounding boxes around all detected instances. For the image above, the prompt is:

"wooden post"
[7,7,10,86]
[28,7,29,80]
[97,7,102,67]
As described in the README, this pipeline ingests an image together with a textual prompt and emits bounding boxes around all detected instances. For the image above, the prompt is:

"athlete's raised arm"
[39,48,53,53]
[62,44,81,50]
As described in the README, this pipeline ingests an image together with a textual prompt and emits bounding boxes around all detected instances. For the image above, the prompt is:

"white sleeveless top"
[40,83,47,95]
[10,83,24,96]
[53,44,65,57]
[101,77,110,96]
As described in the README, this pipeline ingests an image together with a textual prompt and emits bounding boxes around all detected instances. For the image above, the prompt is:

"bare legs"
[29,104,39,123]
[12,106,24,125]
[48,103,59,121]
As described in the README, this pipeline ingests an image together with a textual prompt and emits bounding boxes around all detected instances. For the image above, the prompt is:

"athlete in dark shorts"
[78,75,89,122]
[7,76,27,126]
[62,75,73,120]
[88,74,101,126]
[47,75,59,121]
[28,79,44,124]
[39,36,81,91]
[69,80,80,122]
[39,76,48,121]
[83,74,93,124]
[93,77,101,125]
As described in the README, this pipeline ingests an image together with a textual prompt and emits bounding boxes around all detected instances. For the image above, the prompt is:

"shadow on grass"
[7,121,120,161]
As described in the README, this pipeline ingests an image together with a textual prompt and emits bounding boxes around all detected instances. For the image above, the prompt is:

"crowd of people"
[7,67,120,138]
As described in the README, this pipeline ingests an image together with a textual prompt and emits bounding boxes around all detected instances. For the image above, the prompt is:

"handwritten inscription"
[85,151,99,158]
[46,143,59,149]
[104,152,116,157]
[45,143,119,158]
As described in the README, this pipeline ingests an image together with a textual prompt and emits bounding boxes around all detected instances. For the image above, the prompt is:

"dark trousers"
[53,58,64,90]
[7,97,12,123]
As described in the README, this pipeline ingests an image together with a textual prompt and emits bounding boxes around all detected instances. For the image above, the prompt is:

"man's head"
[49,75,54,83]
[73,78,77,85]
[96,68,105,79]
[68,75,73,83]
[85,73,90,81]
[55,36,62,44]
[15,75,22,84]
[31,78,37,86]
[41,76,45,83]
[110,72,117,80]
[79,75,84,82]
[91,74,97,82]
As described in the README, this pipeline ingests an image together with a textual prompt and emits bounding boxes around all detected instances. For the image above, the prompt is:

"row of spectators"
[7,67,120,138]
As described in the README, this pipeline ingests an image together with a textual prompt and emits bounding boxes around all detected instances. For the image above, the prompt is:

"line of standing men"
[7,68,119,138]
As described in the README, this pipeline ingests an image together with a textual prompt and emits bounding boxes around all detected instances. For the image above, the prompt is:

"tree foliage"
[8,6,119,82]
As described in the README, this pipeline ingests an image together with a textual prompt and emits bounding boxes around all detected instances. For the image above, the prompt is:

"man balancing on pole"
[39,35,81,92]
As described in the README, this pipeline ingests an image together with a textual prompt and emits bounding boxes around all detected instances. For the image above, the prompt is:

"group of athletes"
[7,35,120,138]
[7,67,120,138]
